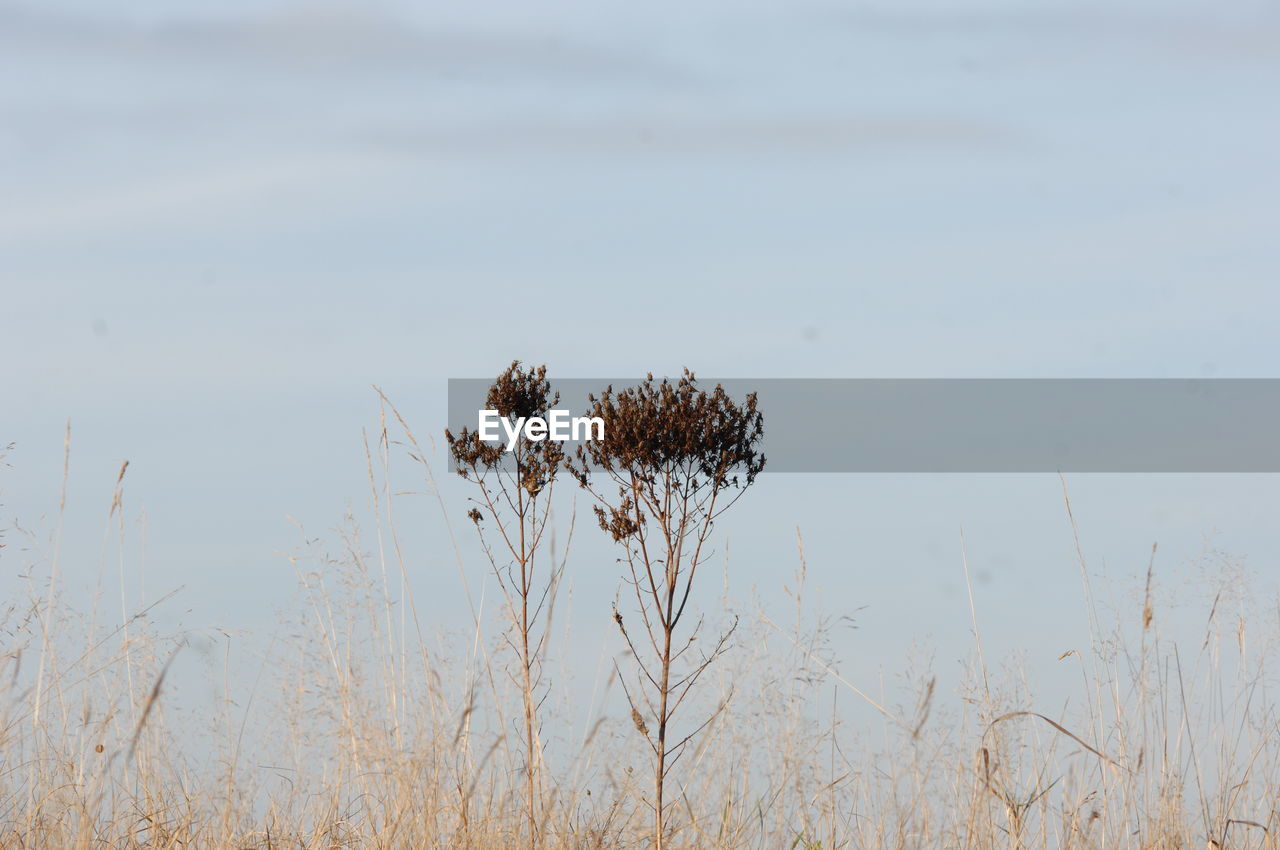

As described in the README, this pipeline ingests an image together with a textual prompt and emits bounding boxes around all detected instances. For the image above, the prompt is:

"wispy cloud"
[0,2,687,85]
[356,114,1021,156]
[817,3,1280,63]
[0,150,385,241]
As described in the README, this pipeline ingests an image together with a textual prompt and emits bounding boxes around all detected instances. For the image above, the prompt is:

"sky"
[3,0,1280,745]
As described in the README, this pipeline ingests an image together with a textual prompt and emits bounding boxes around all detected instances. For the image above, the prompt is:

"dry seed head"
[445,360,563,509]
[569,369,765,539]
[631,707,650,738]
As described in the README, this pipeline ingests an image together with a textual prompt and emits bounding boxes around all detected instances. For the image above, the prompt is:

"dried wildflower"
[444,361,565,849]
[568,369,763,850]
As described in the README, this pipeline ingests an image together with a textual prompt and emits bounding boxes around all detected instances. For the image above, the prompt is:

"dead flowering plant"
[445,361,568,849]
[567,369,764,850]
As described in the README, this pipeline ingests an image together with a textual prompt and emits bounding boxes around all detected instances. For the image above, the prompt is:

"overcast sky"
[3,0,1280,742]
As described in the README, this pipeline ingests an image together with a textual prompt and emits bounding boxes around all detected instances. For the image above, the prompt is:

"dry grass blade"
[983,711,1129,774]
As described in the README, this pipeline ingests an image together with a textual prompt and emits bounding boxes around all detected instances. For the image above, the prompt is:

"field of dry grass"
[2,426,1277,850]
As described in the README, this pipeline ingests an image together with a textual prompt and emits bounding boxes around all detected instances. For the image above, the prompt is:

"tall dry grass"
[1,422,1278,849]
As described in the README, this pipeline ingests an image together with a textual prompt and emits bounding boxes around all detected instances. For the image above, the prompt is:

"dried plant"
[446,361,567,849]
[568,369,765,849]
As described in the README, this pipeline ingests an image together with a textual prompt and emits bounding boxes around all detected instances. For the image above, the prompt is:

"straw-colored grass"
[2,428,1277,849]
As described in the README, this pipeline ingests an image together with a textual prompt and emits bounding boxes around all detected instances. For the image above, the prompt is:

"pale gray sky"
[3,0,1280,740]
